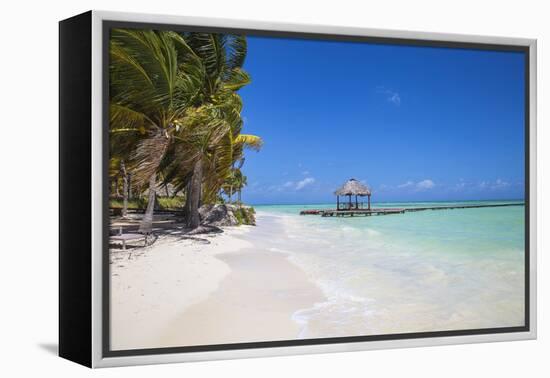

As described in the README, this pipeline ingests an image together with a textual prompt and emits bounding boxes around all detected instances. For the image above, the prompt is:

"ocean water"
[253,201,525,338]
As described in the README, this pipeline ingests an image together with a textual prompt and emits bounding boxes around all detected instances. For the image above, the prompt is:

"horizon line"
[248,198,526,206]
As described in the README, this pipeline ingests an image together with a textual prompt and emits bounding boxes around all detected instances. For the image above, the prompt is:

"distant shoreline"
[250,198,526,207]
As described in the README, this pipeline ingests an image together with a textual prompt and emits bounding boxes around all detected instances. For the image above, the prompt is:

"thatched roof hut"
[334,178,371,196]
[334,178,372,210]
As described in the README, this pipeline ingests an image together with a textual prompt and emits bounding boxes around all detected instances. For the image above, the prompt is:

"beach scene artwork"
[108,28,526,351]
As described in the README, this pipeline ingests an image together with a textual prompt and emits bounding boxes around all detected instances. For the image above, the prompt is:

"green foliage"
[233,206,256,226]
[157,196,186,209]
[109,29,263,228]
[110,198,146,210]
[221,167,249,203]
[109,29,205,187]
[110,196,185,210]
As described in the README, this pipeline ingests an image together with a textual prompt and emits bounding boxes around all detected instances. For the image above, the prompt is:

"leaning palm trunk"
[139,174,157,234]
[127,173,132,199]
[185,158,203,229]
[120,160,129,218]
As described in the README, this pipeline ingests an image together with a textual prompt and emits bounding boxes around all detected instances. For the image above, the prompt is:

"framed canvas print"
[59,10,537,368]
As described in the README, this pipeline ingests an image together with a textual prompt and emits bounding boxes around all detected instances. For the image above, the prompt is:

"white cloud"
[416,179,435,190]
[492,178,510,189]
[478,179,511,191]
[374,178,516,195]
[454,179,467,191]
[397,180,415,188]
[384,179,435,192]
[274,177,316,191]
[377,86,401,106]
[388,92,401,105]
[296,177,315,190]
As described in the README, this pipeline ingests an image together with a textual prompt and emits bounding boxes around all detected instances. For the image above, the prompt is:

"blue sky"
[237,35,525,205]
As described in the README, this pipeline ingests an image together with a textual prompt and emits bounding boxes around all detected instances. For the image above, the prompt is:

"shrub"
[233,206,256,226]
[109,198,147,209]
[110,196,185,210]
[157,196,185,209]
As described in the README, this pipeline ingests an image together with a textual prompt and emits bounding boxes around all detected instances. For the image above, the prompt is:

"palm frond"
[110,104,151,132]
[110,29,204,128]
[223,68,251,91]
[130,131,170,187]
[223,34,247,71]
[183,33,225,84]
[235,134,263,151]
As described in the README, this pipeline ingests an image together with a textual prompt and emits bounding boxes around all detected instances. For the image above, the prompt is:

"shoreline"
[110,218,326,350]
[159,249,325,347]
[111,205,525,350]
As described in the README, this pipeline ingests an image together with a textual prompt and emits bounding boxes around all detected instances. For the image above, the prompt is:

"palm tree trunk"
[238,189,241,203]
[128,173,133,199]
[120,160,129,218]
[139,174,157,233]
[185,158,203,229]
[115,175,120,197]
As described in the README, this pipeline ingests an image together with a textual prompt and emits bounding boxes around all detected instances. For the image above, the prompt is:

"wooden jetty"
[314,208,405,217]
[300,202,524,217]
[402,202,525,212]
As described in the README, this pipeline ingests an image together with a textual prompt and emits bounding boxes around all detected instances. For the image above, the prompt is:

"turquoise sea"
[253,200,525,337]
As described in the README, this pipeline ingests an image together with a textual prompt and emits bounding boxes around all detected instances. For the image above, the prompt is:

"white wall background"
[0,0,547,376]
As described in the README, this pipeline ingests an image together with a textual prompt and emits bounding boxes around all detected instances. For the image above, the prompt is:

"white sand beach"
[110,219,325,350]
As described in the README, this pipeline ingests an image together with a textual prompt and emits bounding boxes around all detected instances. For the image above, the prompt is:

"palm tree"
[110,29,263,231]
[172,104,234,227]
[221,157,252,204]
[161,101,262,226]
[176,33,254,228]
[235,170,247,204]
[109,29,204,231]
[222,169,237,203]
[120,160,129,218]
